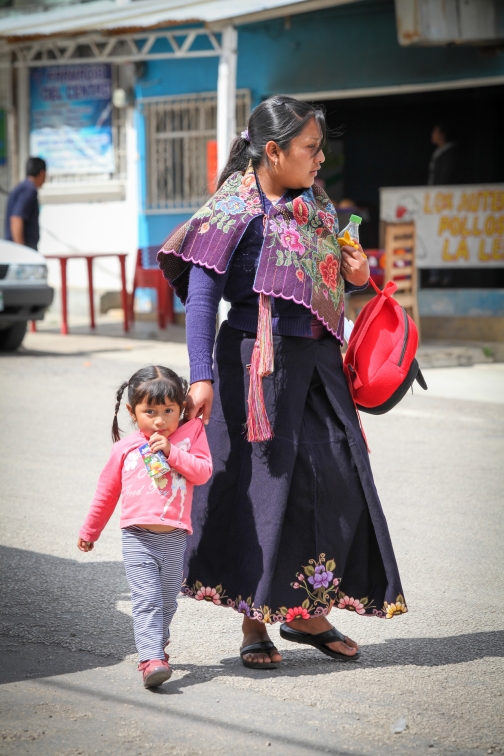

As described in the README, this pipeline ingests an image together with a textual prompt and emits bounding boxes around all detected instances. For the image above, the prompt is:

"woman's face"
[274,117,325,190]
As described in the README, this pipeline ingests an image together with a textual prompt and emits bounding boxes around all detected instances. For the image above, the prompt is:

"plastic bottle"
[339,214,363,344]
[337,214,362,248]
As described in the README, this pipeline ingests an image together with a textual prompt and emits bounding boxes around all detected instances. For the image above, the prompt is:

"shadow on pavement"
[31,676,362,756]
[3,543,503,692]
[0,545,134,685]
[238,628,504,671]
[144,627,504,698]
[152,628,504,696]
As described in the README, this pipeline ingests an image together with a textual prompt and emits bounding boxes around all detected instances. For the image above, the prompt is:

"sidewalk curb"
[417,341,504,369]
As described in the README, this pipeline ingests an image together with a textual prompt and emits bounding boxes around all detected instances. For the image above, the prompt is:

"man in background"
[428,123,459,186]
[427,124,459,285]
[5,156,46,250]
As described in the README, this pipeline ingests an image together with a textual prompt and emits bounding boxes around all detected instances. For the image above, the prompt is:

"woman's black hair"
[111,365,189,443]
[218,95,326,189]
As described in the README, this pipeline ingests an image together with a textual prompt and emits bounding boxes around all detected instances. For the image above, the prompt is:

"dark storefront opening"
[315,84,504,289]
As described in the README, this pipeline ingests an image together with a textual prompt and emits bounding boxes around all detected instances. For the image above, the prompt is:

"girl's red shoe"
[138,656,171,688]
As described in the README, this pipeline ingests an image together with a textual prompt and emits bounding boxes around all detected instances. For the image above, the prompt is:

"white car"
[0,239,54,350]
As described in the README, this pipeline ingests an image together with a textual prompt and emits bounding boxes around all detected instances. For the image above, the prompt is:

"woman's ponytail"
[217,135,250,189]
[111,381,128,442]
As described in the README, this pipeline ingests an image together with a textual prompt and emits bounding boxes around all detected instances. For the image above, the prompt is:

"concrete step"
[417,340,504,368]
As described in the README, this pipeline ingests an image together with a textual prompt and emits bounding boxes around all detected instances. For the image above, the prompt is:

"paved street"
[1,330,503,756]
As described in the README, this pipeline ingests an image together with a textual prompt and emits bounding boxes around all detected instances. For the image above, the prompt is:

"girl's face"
[269,117,325,190]
[127,397,184,438]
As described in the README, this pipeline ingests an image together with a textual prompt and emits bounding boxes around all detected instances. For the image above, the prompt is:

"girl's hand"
[186,380,213,425]
[77,537,94,552]
[341,244,370,287]
[149,433,171,456]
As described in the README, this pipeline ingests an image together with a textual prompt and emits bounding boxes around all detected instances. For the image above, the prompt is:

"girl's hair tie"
[241,129,250,143]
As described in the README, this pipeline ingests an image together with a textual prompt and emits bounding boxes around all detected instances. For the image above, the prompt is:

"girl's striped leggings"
[122,526,187,662]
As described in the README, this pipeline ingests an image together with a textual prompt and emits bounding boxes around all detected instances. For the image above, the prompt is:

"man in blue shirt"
[5,156,46,250]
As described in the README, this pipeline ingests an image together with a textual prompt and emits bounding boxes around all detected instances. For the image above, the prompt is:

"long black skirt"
[183,322,406,623]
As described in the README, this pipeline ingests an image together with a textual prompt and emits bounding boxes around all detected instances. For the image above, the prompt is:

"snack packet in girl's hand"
[139,443,171,479]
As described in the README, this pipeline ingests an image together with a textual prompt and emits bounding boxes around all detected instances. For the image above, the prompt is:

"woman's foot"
[241,617,283,665]
[286,615,359,657]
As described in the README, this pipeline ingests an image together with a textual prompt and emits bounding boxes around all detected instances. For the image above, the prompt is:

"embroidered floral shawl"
[157,165,345,339]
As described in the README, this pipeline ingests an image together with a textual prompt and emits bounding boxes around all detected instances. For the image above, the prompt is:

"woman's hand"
[77,537,94,552]
[186,380,213,425]
[341,244,370,287]
[149,432,171,457]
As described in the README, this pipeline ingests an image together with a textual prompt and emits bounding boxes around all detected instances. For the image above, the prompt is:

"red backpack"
[344,278,427,414]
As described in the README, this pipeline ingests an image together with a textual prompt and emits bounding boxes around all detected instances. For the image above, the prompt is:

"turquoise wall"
[241,0,504,96]
[136,0,504,249]
[418,290,504,317]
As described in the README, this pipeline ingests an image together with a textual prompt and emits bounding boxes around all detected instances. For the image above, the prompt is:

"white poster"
[380,185,504,268]
[30,64,114,176]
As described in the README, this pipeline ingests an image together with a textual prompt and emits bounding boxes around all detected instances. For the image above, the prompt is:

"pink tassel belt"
[246,302,330,442]
[246,293,275,442]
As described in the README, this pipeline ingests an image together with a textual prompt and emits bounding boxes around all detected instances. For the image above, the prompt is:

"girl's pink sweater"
[79,418,212,541]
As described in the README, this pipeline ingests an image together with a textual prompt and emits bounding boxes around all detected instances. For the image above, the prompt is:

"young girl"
[77,365,212,688]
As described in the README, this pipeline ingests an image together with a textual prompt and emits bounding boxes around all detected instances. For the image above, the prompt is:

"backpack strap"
[346,279,398,391]
[345,277,398,456]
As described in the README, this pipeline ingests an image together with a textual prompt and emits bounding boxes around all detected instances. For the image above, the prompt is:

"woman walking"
[158,95,407,668]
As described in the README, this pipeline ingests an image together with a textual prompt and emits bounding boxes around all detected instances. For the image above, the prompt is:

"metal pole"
[5,54,18,190]
[119,254,129,333]
[86,257,96,330]
[216,25,237,325]
[217,25,237,174]
[17,63,29,180]
[60,257,69,335]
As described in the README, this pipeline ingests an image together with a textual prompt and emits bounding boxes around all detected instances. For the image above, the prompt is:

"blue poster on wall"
[29,64,114,175]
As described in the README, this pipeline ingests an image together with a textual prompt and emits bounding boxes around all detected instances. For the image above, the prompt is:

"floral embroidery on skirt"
[183,553,407,623]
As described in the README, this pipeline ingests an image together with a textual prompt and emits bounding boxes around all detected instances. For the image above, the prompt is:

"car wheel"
[0,321,28,350]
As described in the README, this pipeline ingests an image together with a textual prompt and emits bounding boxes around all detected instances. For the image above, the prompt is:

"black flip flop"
[279,623,361,661]
[240,640,281,669]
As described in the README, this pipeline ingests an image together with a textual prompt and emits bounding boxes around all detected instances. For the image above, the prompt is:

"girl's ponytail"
[217,134,250,189]
[111,381,128,442]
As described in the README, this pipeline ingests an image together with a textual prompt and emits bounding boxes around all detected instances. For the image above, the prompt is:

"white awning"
[0,0,359,40]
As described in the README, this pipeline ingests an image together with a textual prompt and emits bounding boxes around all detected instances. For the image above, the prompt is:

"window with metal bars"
[144,90,250,212]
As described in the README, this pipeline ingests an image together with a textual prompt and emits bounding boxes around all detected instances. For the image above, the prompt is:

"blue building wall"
[419,290,504,317]
[135,0,504,249]
[241,0,504,96]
